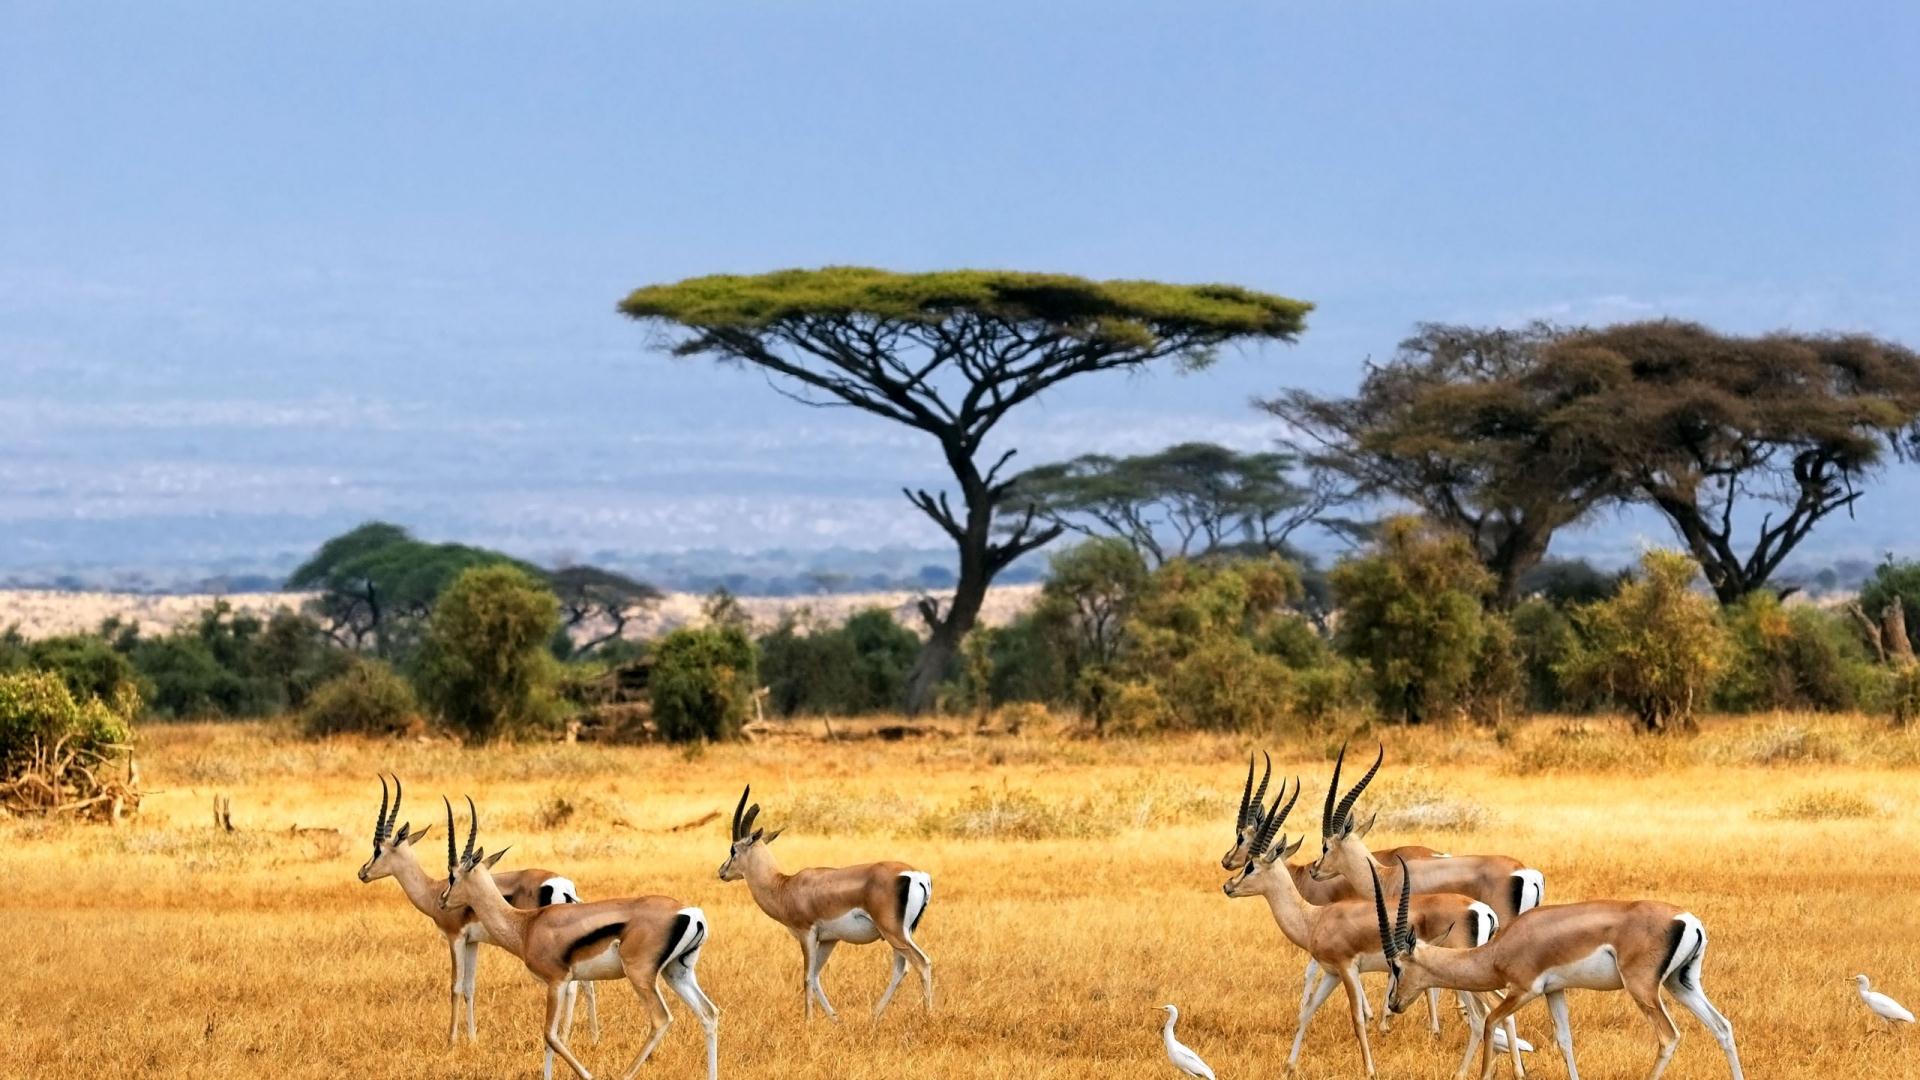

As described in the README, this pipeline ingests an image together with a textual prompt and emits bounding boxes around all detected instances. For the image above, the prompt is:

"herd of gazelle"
[357,742,1743,1080]
[357,776,931,1080]
[1223,743,1744,1080]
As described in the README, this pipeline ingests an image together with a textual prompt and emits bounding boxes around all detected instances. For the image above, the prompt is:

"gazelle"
[1372,860,1745,1080]
[439,797,720,1080]
[717,785,932,1021]
[1309,744,1545,927]
[1224,752,1449,1032]
[356,774,599,1045]
[1222,777,1501,1078]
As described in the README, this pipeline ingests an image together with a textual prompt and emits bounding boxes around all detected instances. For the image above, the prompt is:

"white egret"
[1159,1005,1217,1079]
[1855,975,1915,1033]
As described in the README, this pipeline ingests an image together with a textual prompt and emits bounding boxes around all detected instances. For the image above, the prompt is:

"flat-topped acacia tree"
[620,267,1310,713]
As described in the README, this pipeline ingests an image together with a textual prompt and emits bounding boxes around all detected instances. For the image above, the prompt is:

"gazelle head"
[1306,741,1382,882]
[436,795,510,910]
[357,773,433,883]
[1221,776,1305,898]
[1220,752,1274,870]
[717,785,783,881]
[1371,858,1428,1014]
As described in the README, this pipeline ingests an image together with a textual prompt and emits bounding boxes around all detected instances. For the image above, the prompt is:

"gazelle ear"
[482,847,509,869]
[1355,812,1378,838]
[405,823,432,845]
[762,828,782,845]
[749,829,764,845]
[1281,835,1304,859]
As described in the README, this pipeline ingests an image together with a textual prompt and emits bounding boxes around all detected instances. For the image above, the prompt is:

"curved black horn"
[387,775,404,839]
[741,803,761,837]
[1322,741,1348,837]
[443,796,457,873]
[1271,773,1301,829]
[374,774,391,844]
[1237,754,1256,830]
[1250,777,1292,858]
[1370,862,1396,962]
[1332,743,1384,835]
[1248,752,1273,831]
[1394,855,1414,953]
[732,786,750,841]
[462,795,478,864]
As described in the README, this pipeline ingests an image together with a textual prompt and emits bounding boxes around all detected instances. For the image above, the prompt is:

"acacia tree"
[1005,442,1351,565]
[549,565,662,658]
[1264,322,1618,608]
[1549,322,1920,603]
[621,268,1310,712]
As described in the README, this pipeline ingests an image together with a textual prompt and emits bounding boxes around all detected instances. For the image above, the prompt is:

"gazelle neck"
[740,844,791,918]
[384,846,450,920]
[459,868,531,956]
[1409,941,1505,994]
[1255,866,1315,949]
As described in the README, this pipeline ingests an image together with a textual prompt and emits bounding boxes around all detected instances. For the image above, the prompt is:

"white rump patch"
[1467,901,1498,946]
[667,907,709,971]
[1512,868,1544,912]
[901,870,932,937]
[540,876,581,905]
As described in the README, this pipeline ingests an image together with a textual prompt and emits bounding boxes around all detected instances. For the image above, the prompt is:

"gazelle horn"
[1322,741,1347,837]
[374,774,391,845]
[386,774,404,840]
[1331,743,1384,836]
[732,786,751,841]
[1395,856,1414,954]
[1248,752,1273,831]
[443,796,457,873]
[1371,862,1396,962]
[1237,754,1256,830]
[463,795,479,865]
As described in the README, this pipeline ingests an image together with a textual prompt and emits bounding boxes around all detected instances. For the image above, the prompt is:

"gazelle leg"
[1453,993,1487,1080]
[462,939,481,1043]
[807,936,841,1022]
[874,950,910,1018]
[1668,980,1743,1080]
[1289,970,1343,1072]
[1476,990,1536,1080]
[617,975,674,1080]
[662,961,721,1080]
[446,937,465,1046]
[1426,988,1442,1036]
[1546,990,1578,1080]
[1341,968,1377,1077]
[561,981,579,1042]
[586,980,601,1044]
[542,981,596,1080]
[1507,1011,1526,1079]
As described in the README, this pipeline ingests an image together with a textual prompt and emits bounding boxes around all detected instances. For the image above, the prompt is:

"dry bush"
[776,788,922,836]
[1368,769,1494,832]
[1756,788,1888,821]
[1500,719,1680,774]
[1701,718,1852,767]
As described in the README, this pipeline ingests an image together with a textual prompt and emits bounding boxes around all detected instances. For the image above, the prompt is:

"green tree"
[550,565,662,659]
[301,658,420,737]
[18,635,140,706]
[1329,516,1495,724]
[1266,322,1617,608]
[1550,322,1920,603]
[1006,442,1350,565]
[1562,550,1726,732]
[1032,538,1151,674]
[621,267,1310,712]
[651,625,758,742]
[416,565,562,742]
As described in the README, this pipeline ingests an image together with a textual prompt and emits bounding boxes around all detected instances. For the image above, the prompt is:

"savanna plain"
[3,715,1917,1079]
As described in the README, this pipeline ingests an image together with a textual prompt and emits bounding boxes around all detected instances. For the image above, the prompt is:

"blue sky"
[3,1,1916,578]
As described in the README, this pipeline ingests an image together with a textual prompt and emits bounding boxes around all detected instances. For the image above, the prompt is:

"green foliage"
[1330,516,1495,724]
[620,267,1310,349]
[1464,615,1522,725]
[1033,539,1150,672]
[300,659,420,738]
[1715,593,1873,713]
[972,615,1071,708]
[0,669,136,779]
[650,625,758,742]
[1560,550,1726,732]
[12,634,140,705]
[550,565,662,659]
[757,608,920,715]
[1509,600,1591,712]
[1859,557,1920,642]
[415,565,563,743]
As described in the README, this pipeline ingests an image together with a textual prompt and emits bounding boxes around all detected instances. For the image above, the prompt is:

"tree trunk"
[903,546,990,715]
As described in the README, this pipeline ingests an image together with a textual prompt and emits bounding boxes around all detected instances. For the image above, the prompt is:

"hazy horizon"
[5,2,1916,582]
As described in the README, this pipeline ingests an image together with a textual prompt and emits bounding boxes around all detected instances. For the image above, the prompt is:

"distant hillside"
[0,585,1044,642]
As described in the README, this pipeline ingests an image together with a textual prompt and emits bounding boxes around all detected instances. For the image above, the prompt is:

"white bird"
[1159,1004,1217,1079]
[1855,974,1916,1032]
[1491,1026,1534,1054]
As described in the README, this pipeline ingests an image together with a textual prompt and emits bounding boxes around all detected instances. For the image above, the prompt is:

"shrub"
[300,660,420,737]
[1509,600,1589,712]
[1716,593,1872,713]
[1758,789,1885,821]
[1330,516,1495,724]
[415,565,563,742]
[759,608,921,716]
[1463,615,1521,726]
[1859,557,1920,644]
[650,625,758,742]
[1560,550,1725,732]
[0,669,138,817]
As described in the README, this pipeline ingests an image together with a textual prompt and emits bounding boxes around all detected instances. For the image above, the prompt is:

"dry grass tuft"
[1756,788,1889,821]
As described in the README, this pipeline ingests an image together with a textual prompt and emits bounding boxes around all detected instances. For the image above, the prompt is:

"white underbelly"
[1536,948,1623,992]
[569,943,626,981]
[816,908,882,944]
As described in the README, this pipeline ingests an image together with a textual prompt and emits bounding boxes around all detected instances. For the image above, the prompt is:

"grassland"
[3,713,1918,1079]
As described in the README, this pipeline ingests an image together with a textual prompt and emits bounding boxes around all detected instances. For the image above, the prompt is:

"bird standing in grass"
[1159,1005,1216,1079]
[1855,975,1915,1033]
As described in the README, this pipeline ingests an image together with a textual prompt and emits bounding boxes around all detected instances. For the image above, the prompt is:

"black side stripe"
[1508,874,1525,917]
[564,921,624,964]
[656,912,693,972]
[1660,920,1703,991]
[896,876,911,930]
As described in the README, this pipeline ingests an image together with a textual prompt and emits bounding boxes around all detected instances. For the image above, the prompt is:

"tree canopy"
[287,522,538,656]
[621,267,1310,711]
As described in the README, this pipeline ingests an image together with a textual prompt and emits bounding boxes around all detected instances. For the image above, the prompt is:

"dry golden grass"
[3,713,1918,1078]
